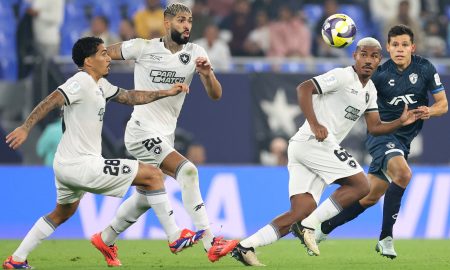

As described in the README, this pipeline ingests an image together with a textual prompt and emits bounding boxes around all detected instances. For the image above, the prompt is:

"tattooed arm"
[107,42,124,60]
[112,83,189,105]
[6,90,65,149]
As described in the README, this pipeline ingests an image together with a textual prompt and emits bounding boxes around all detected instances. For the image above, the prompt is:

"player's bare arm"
[112,83,189,105]
[365,104,421,136]
[106,42,124,60]
[196,57,222,100]
[6,90,65,149]
[417,91,448,119]
[297,80,328,142]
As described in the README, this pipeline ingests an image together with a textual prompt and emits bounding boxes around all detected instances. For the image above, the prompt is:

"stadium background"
[0,0,449,241]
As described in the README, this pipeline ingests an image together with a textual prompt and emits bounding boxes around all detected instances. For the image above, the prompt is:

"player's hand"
[167,83,189,96]
[311,123,328,142]
[195,57,212,76]
[5,126,29,150]
[417,105,432,119]
[399,104,423,126]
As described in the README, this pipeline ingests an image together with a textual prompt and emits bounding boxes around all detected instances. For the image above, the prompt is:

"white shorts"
[288,138,363,203]
[124,122,175,167]
[53,156,139,204]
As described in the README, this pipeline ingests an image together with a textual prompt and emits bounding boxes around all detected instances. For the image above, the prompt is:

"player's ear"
[411,43,416,53]
[164,17,171,30]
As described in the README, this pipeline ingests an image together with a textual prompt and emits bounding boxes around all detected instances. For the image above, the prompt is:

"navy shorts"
[365,134,409,182]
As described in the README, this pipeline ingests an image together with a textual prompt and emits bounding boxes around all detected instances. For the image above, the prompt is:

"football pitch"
[1,239,449,269]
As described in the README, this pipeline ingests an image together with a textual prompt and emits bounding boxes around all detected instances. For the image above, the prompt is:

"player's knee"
[142,164,164,187]
[177,161,199,188]
[392,169,412,187]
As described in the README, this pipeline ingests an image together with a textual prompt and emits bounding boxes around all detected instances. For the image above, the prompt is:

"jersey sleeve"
[121,38,146,60]
[57,76,87,106]
[311,68,348,94]
[101,79,120,102]
[366,87,378,113]
[424,61,445,94]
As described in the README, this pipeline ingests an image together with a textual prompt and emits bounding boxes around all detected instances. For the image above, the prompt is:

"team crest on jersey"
[409,73,418,84]
[386,142,395,149]
[365,92,369,104]
[179,53,191,65]
[154,145,162,155]
[122,165,132,174]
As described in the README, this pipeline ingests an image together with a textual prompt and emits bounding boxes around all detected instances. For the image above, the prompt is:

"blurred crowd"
[1,0,450,80]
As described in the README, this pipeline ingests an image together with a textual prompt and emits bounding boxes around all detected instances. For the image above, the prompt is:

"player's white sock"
[240,224,279,249]
[176,161,213,250]
[144,188,181,242]
[302,197,342,229]
[102,188,180,245]
[12,216,56,262]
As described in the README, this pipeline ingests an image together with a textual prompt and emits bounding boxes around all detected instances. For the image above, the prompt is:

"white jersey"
[55,71,119,163]
[292,66,378,144]
[121,38,209,136]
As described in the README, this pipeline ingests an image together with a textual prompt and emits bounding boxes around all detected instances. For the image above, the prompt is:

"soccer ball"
[321,14,357,48]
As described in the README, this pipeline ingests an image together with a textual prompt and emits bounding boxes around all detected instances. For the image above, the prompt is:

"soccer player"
[2,36,192,269]
[315,25,448,259]
[93,2,237,264]
[231,37,422,266]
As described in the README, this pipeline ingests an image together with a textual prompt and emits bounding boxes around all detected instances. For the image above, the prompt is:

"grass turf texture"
[1,239,449,269]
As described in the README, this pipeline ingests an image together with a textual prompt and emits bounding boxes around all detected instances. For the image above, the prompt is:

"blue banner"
[1,166,449,239]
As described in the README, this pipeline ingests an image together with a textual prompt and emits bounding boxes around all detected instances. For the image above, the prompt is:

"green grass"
[1,239,450,269]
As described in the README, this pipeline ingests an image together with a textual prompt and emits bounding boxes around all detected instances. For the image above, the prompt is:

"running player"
[93,3,237,264]
[2,36,192,269]
[231,37,422,266]
[316,25,448,259]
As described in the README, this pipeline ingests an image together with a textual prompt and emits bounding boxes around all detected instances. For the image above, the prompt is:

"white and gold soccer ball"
[321,14,357,48]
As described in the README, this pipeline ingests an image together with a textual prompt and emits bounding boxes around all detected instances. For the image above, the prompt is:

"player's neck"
[395,60,411,72]
[162,36,183,54]
[80,68,102,82]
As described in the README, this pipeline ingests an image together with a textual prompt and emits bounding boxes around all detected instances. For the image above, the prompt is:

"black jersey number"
[103,159,121,176]
[142,137,162,151]
[333,147,353,162]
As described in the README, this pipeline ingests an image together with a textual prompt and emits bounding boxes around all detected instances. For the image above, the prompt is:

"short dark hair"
[387,24,414,44]
[72,37,104,67]
[164,3,191,18]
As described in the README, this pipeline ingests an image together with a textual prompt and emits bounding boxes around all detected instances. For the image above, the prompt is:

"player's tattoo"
[113,88,161,105]
[106,43,124,60]
[23,90,65,131]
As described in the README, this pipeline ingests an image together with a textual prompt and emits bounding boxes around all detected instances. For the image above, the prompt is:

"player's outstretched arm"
[6,90,65,149]
[107,42,124,60]
[365,104,422,136]
[297,80,328,142]
[196,57,222,100]
[112,83,189,105]
[417,91,448,119]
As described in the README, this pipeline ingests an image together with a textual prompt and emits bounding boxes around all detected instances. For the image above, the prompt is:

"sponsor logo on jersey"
[150,70,185,83]
[409,73,418,84]
[344,106,360,121]
[149,54,163,61]
[388,94,417,105]
[122,165,132,174]
[388,79,395,86]
[179,53,191,65]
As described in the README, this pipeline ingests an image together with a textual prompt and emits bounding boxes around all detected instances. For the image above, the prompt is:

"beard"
[171,28,190,45]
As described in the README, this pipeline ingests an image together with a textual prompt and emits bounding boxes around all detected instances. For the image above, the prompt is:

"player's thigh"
[288,143,326,204]
[290,139,363,185]
[125,134,174,168]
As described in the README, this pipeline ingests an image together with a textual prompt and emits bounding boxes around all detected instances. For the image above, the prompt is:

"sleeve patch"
[434,73,442,86]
